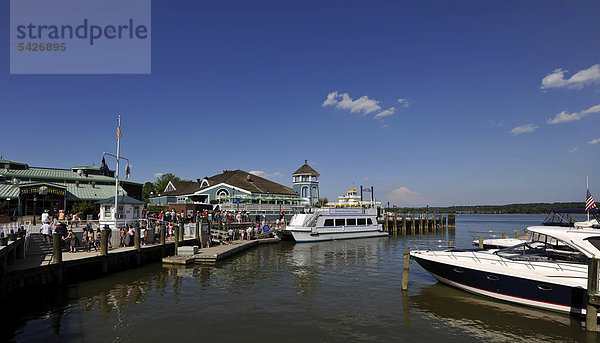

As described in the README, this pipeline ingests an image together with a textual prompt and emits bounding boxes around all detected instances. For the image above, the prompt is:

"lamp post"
[33,195,38,225]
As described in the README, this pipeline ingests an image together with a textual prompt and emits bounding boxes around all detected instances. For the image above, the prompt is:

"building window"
[302,176,308,182]
[335,219,345,226]
[301,186,308,198]
[324,219,334,226]
[217,189,229,200]
[312,186,318,198]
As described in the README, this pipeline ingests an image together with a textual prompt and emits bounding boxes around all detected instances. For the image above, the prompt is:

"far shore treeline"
[387,202,587,214]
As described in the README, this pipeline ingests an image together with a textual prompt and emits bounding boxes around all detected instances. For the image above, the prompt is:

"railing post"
[52,232,62,264]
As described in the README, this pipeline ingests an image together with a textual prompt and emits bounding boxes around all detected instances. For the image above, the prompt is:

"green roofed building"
[0,157,142,220]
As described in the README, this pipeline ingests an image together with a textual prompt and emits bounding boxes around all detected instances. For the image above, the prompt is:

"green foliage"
[315,198,328,208]
[142,181,156,203]
[154,173,182,195]
[72,201,96,216]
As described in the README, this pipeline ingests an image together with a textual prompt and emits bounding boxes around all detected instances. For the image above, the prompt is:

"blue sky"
[1,0,600,206]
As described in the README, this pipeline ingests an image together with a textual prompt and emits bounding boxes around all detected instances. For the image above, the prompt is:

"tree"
[72,201,95,217]
[154,173,182,195]
[315,198,329,208]
[142,182,156,203]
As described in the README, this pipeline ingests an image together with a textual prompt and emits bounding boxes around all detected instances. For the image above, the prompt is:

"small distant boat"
[277,189,388,242]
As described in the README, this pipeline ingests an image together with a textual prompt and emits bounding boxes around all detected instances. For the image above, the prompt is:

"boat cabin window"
[357,218,366,225]
[347,218,356,226]
[335,219,345,226]
[324,219,334,226]
[585,237,600,251]
[367,218,373,225]
[497,234,587,263]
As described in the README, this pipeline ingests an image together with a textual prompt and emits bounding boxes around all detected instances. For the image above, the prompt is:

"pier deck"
[162,237,280,265]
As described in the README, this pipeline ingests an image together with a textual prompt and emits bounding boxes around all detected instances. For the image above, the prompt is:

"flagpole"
[587,176,590,222]
[114,115,121,229]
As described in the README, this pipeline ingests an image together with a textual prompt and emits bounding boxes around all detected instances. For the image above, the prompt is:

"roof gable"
[198,170,297,195]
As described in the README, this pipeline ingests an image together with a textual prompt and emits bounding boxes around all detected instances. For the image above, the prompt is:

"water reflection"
[409,283,589,342]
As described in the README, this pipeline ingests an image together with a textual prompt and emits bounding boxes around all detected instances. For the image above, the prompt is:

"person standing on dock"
[40,222,53,244]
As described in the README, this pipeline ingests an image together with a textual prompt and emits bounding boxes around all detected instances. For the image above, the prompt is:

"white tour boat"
[277,190,388,242]
[411,224,600,316]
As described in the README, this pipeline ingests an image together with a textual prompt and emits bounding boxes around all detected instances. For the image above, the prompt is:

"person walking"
[40,222,53,245]
[64,228,77,253]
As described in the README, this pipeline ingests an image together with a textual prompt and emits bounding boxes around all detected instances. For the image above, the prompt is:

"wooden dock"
[380,212,456,235]
[162,237,280,265]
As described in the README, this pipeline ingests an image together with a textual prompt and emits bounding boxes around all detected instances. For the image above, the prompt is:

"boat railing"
[434,250,587,274]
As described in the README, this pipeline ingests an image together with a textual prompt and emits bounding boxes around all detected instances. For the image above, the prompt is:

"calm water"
[8,215,599,342]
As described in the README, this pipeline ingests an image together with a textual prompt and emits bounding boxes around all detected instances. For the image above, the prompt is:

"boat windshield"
[495,233,587,263]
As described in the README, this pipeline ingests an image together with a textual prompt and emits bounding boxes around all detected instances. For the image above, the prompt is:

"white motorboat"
[411,225,600,316]
[277,190,388,242]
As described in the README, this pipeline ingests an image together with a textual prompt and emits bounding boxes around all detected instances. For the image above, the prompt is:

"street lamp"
[33,195,38,225]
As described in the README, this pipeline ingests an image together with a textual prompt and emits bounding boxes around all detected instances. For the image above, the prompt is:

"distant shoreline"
[388,202,585,214]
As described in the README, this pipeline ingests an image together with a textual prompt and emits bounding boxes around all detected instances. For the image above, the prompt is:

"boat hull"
[277,228,388,242]
[411,253,589,316]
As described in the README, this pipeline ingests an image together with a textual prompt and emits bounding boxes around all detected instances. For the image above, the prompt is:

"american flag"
[117,125,122,139]
[585,189,597,211]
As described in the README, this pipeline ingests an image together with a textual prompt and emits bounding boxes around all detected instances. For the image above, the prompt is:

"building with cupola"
[292,160,319,206]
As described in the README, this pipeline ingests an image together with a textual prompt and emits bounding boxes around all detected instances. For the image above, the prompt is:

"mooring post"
[524,228,528,236]
[384,213,389,232]
[174,225,179,255]
[160,224,166,245]
[441,214,445,230]
[134,227,141,251]
[100,228,109,256]
[426,212,429,231]
[52,232,62,264]
[179,223,184,242]
[402,213,407,235]
[515,230,519,238]
[195,221,200,241]
[478,236,484,249]
[411,213,415,235]
[402,248,410,290]
[448,240,454,250]
[586,258,600,332]
[502,232,507,239]
[393,213,398,232]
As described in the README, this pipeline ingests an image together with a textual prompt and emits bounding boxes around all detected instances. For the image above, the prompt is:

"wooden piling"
[174,226,179,254]
[426,213,429,232]
[384,213,389,232]
[411,213,415,235]
[478,236,484,249]
[100,229,109,256]
[393,214,398,232]
[515,230,519,238]
[448,240,454,250]
[586,258,600,332]
[160,224,165,245]
[52,233,62,264]
[502,232,507,239]
[402,248,410,290]
[402,213,407,235]
[134,227,141,251]
[420,214,424,233]
[179,223,184,242]
[195,222,200,241]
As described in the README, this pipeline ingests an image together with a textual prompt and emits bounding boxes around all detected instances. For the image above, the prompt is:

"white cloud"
[387,187,427,206]
[541,64,600,89]
[374,107,396,119]
[547,104,600,124]
[249,170,282,179]
[322,91,381,115]
[510,124,538,135]
[588,138,600,145]
[569,147,579,153]
[396,98,412,108]
[154,173,164,178]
